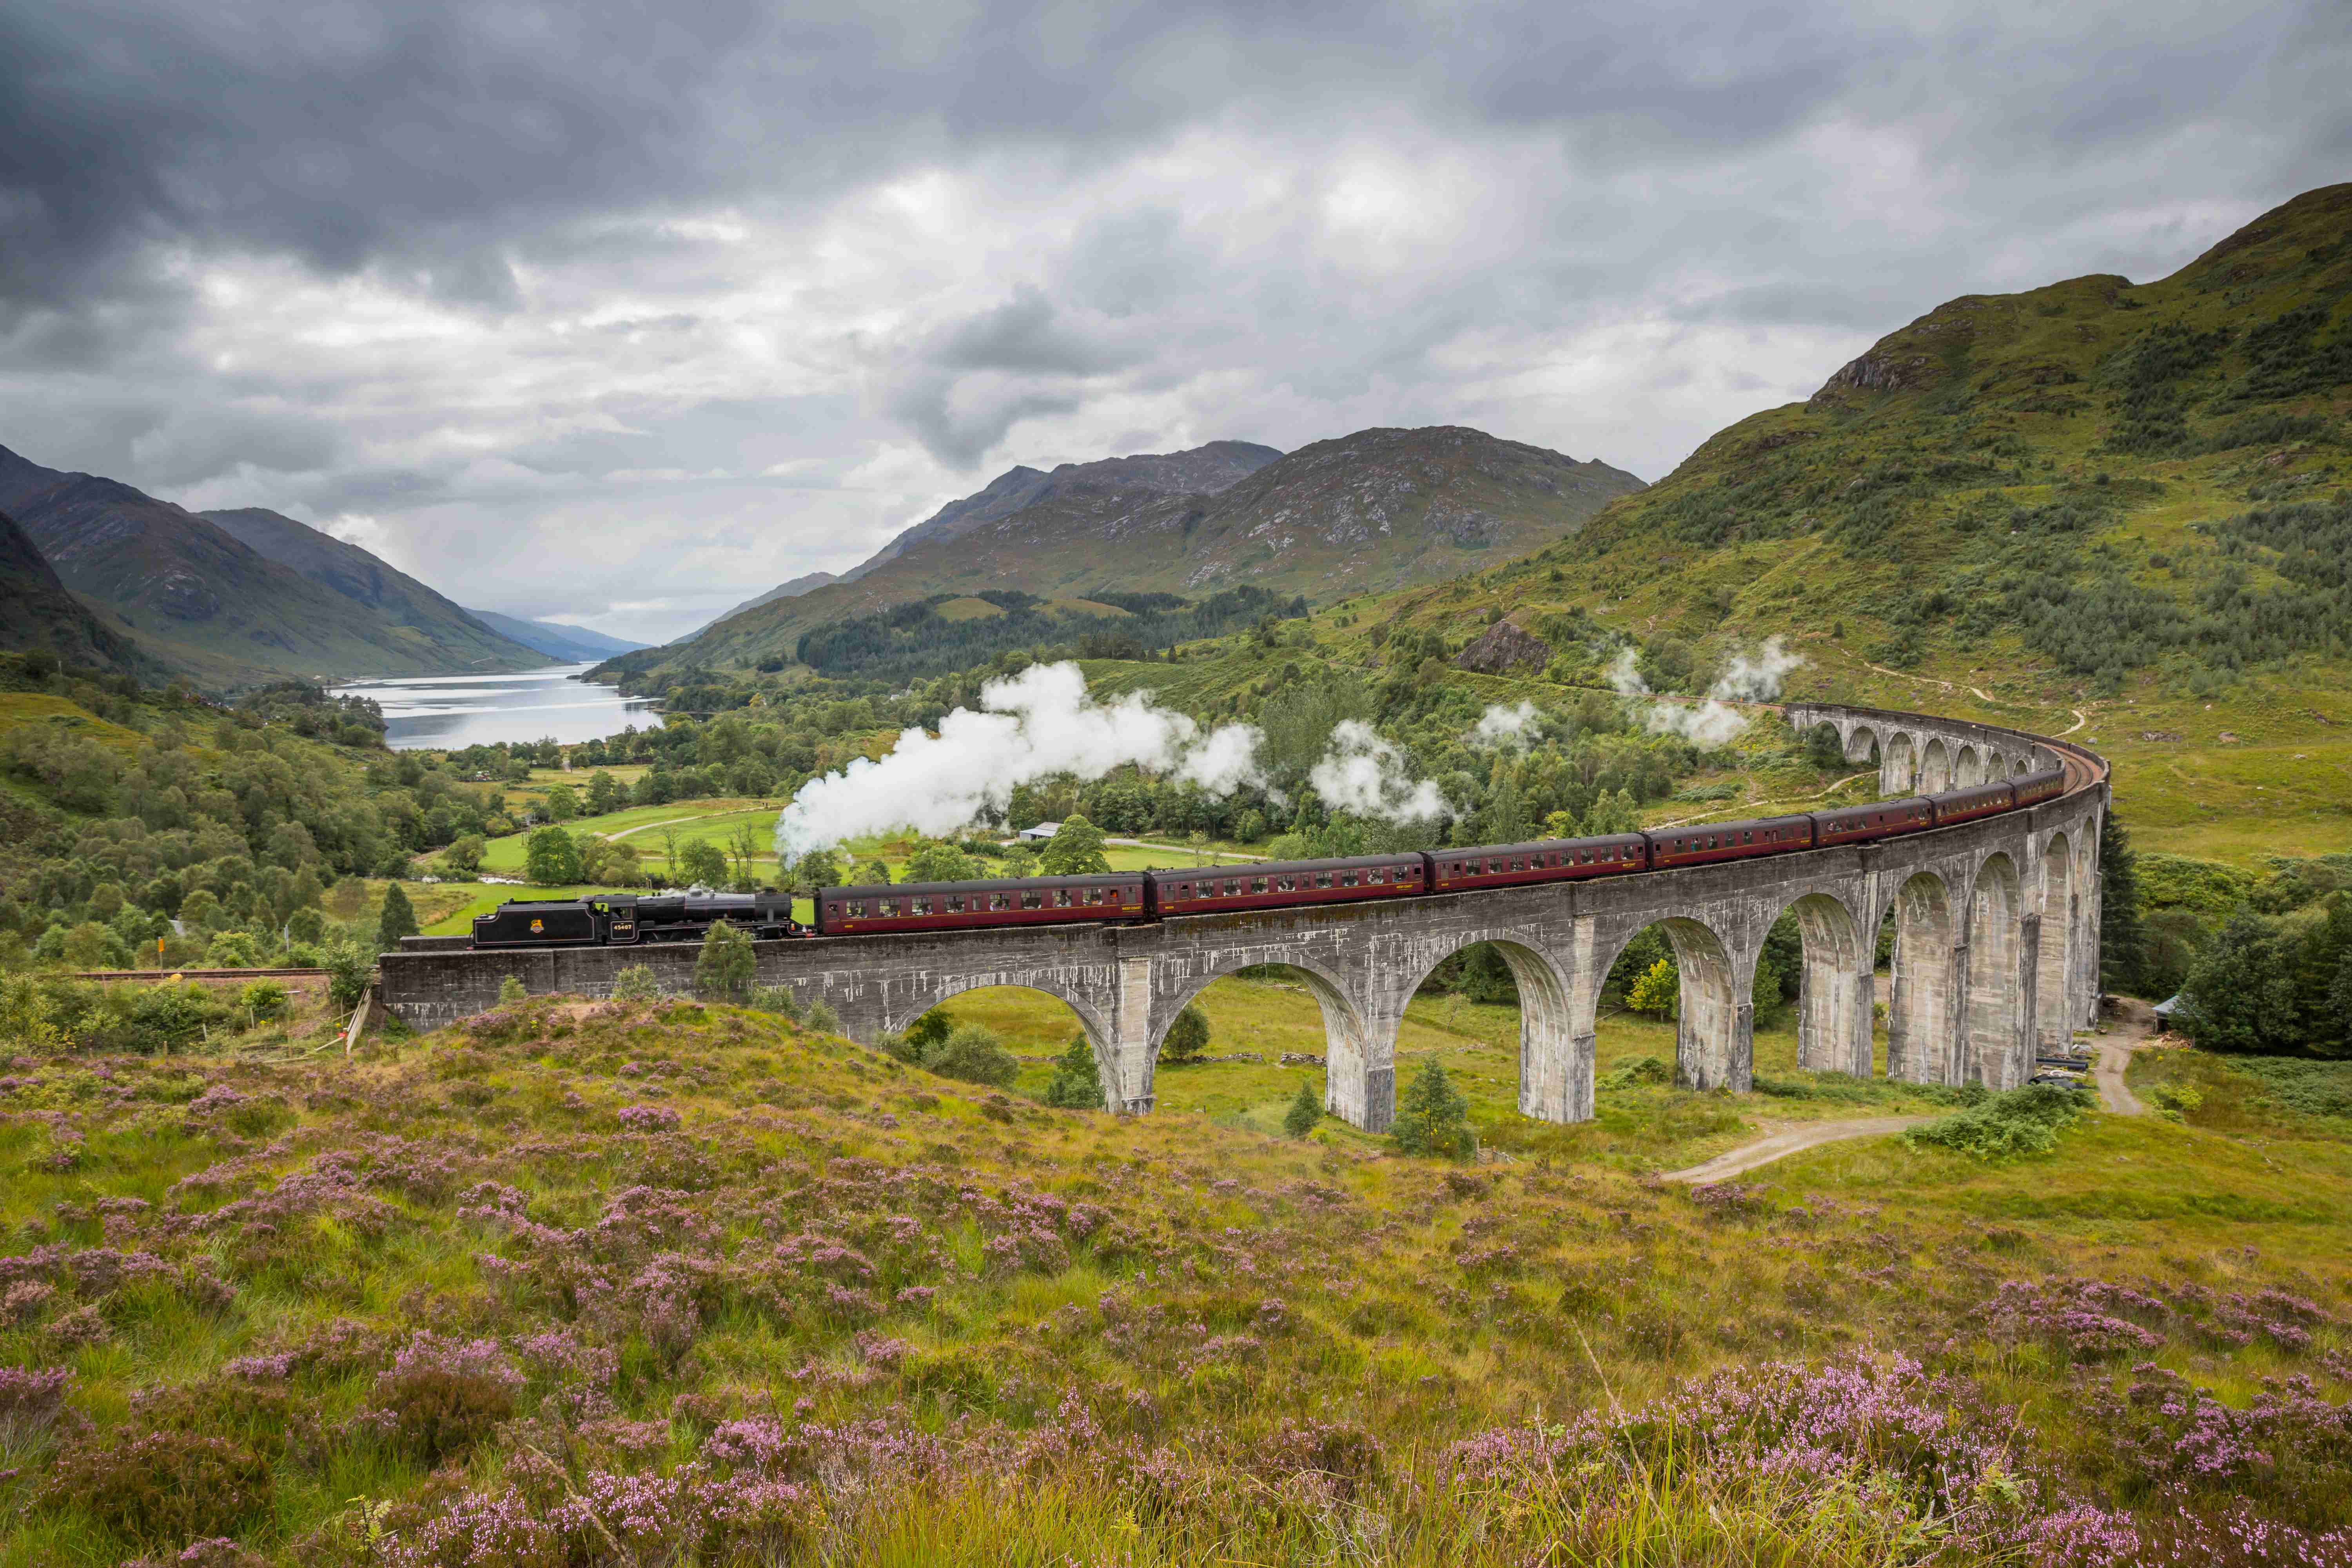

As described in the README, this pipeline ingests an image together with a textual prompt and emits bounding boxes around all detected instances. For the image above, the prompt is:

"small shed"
[1017,821,1062,844]
[2151,994,2181,1032]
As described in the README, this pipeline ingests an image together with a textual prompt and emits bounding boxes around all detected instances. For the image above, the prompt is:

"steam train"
[469,768,2068,949]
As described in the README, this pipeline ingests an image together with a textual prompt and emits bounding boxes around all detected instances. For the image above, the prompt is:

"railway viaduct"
[380,704,2107,1133]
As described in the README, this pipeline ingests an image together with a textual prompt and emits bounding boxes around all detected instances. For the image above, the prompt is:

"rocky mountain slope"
[613,428,1640,675]
[0,443,544,687]
[0,506,152,677]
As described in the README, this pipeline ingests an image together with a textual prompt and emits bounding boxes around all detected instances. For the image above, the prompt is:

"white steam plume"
[772,662,1271,862]
[1309,720,1455,824]
[1471,701,1541,750]
[1615,637,1804,749]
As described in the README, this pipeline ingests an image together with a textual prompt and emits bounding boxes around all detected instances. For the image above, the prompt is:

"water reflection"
[330,663,664,751]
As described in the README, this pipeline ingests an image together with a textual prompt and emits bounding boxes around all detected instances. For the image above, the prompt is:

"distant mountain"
[463,609,646,662]
[0,443,545,687]
[600,429,1641,677]
[0,506,151,677]
[204,506,545,670]
[699,440,1287,639]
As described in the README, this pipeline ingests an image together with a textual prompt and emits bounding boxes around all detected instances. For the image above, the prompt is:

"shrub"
[497,975,528,1006]
[237,979,288,1022]
[805,999,840,1033]
[322,939,372,1011]
[366,1334,524,1463]
[1284,1077,1323,1137]
[928,1024,1019,1087]
[203,930,263,969]
[44,1427,274,1547]
[1161,1003,1211,1064]
[1041,1035,1103,1108]
[750,984,804,1019]
[1904,1082,2089,1159]
[696,919,755,1000]
[903,1009,954,1058]
[1627,958,1679,1018]
[612,965,661,1002]
[1392,1061,1476,1160]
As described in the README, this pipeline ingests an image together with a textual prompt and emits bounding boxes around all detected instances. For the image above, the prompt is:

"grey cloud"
[0,0,2344,642]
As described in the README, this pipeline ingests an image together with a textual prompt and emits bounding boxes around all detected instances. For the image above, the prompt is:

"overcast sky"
[2,2,2344,643]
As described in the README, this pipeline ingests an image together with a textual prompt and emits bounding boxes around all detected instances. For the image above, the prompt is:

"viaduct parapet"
[381,704,2107,1133]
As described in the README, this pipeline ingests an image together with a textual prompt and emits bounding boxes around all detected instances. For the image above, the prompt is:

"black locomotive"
[470,890,802,948]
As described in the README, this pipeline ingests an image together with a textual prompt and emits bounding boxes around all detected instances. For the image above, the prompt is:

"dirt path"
[2096,997,2159,1115]
[1661,1116,1933,1183]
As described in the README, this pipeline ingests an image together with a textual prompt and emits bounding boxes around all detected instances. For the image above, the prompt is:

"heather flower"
[365,1333,524,1463]
[0,1365,73,1440]
[619,1103,682,1132]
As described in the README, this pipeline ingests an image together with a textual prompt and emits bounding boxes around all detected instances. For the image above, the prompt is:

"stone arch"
[1394,937,1579,1123]
[1955,744,1986,787]
[1771,891,1871,1077]
[1843,722,1882,765]
[1882,731,1917,794]
[1885,871,1956,1084]
[1919,736,1954,793]
[1161,953,1379,1125]
[1598,915,1746,1092]
[2011,754,2034,778]
[1964,853,2026,1088]
[884,976,1124,1109]
[2036,832,2076,1050]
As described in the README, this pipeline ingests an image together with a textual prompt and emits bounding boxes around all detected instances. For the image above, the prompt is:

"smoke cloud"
[1309,720,1455,825]
[1612,637,1804,749]
[772,662,1270,861]
[1471,701,1542,750]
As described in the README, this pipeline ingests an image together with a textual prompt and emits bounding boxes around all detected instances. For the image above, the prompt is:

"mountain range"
[0,445,597,688]
[621,427,1643,676]
[461,610,648,663]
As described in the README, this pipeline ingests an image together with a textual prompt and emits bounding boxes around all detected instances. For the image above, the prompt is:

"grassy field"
[2,981,2343,1565]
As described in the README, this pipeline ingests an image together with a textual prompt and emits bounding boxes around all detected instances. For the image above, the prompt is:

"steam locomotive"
[470,769,2070,949]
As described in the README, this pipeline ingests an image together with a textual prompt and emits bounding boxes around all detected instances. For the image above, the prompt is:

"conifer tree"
[1390,1061,1473,1159]
[2100,811,2147,995]
[378,881,419,945]
[1284,1078,1323,1137]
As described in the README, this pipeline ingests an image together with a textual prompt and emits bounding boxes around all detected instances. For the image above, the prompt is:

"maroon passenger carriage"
[1430,834,1647,893]
[818,873,1146,935]
[1150,853,1423,914]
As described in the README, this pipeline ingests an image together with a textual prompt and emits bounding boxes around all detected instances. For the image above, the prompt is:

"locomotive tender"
[468,768,2070,949]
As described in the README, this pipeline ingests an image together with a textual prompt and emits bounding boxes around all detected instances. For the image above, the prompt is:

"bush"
[928,1024,1019,1087]
[612,964,661,1002]
[45,1427,275,1546]
[1284,1077,1323,1136]
[1161,1002,1211,1064]
[366,1334,524,1464]
[202,929,265,969]
[1041,1034,1103,1108]
[1392,1061,1475,1159]
[806,999,840,1033]
[497,975,528,1006]
[696,918,755,1000]
[1627,958,1679,1018]
[238,979,289,1022]
[1904,1082,2089,1159]
[903,1008,954,1058]
[749,984,804,1019]
[322,940,372,1011]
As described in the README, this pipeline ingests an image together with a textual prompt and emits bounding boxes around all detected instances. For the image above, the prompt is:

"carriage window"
[1315,873,1332,888]
[880,900,900,917]
[1054,889,1074,907]
[1225,880,1242,896]
[990,893,1011,911]
[911,898,930,915]
[1341,871,1358,887]
[1743,831,1753,844]
[1083,889,1101,906]
[1021,891,1042,909]
[845,902,862,918]
[1252,878,1269,893]
[1366,868,1383,884]
[946,895,965,913]
[1277,877,1296,892]
[1510,858,1524,872]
